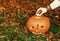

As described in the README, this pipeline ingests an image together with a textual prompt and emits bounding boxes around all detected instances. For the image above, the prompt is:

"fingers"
[36,7,47,16]
[37,10,42,14]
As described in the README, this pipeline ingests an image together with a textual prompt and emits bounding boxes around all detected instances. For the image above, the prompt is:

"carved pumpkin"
[26,15,50,34]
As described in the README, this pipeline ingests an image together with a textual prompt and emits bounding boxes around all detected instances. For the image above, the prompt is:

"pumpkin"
[26,15,50,34]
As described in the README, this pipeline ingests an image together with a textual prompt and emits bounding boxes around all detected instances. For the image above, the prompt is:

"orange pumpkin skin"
[26,15,50,34]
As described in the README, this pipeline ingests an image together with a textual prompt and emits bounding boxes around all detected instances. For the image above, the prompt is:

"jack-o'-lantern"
[26,15,50,34]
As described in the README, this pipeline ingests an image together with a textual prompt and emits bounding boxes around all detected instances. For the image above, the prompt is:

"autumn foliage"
[0,0,60,41]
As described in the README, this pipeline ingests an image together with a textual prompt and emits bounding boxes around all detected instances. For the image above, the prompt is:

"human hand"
[36,6,51,16]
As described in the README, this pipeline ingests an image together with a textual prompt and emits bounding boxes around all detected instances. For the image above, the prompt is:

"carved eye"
[41,26,44,28]
[32,26,34,28]
[30,26,34,29]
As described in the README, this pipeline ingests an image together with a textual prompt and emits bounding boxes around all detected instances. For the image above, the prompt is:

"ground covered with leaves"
[0,0,60,41]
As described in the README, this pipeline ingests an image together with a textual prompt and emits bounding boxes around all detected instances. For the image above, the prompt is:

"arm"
[50,0,60,10]
[36,0,60,16]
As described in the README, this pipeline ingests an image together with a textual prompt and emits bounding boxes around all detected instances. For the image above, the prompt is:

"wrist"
[46,5,52,11]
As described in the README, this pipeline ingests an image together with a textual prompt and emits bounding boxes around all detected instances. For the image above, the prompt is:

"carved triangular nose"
[37,24,39,29]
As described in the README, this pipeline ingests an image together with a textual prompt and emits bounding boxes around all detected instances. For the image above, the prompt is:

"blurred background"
[0,0,60,41]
